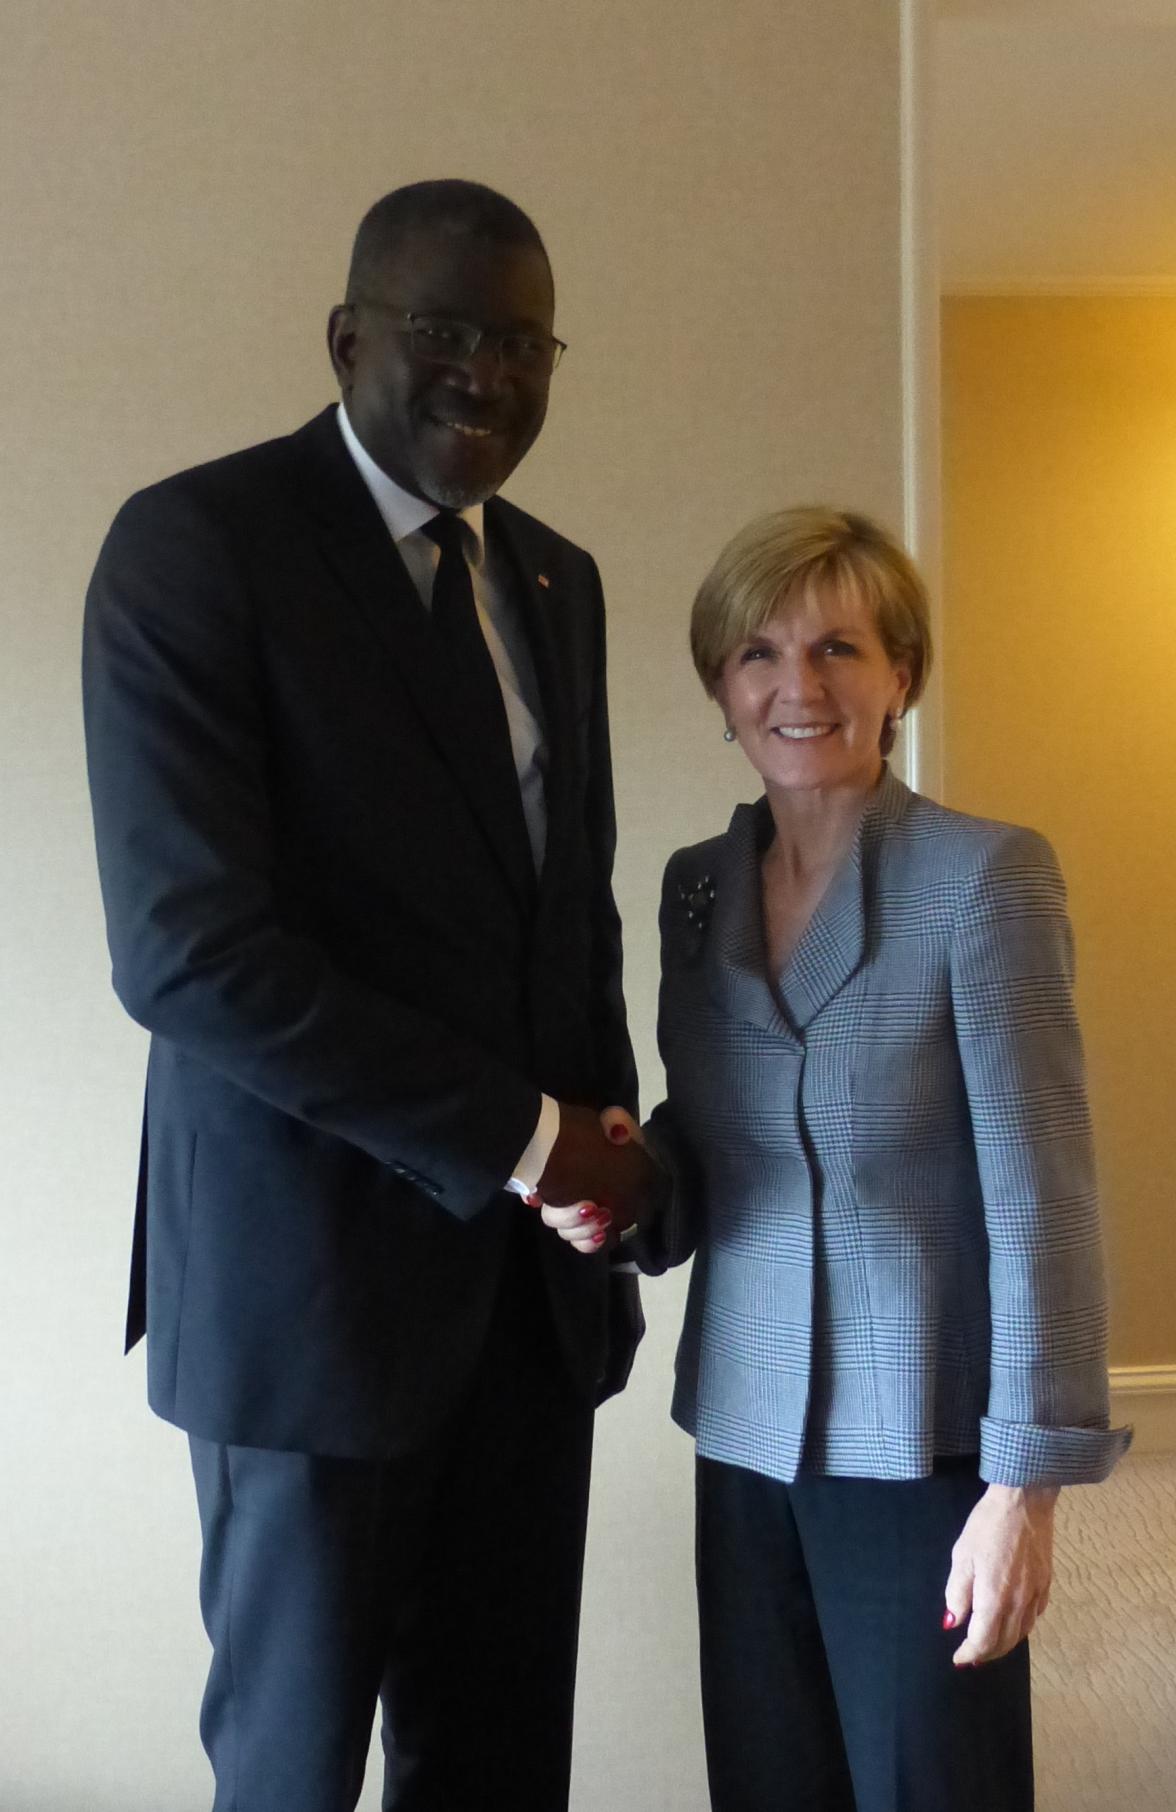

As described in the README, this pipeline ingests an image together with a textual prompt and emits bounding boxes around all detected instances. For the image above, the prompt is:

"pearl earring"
[723,727,736,743]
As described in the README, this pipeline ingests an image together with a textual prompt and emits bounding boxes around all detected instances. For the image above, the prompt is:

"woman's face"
[714,583,911,798]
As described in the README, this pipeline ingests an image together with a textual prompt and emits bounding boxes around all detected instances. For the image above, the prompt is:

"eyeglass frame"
[348,300,567,375]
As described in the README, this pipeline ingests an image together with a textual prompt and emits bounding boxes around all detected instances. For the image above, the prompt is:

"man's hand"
[945,1483,1057,1665]
[533,1104,659,1252]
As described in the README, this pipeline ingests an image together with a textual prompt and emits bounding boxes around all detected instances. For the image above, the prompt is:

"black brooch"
[678,874,716,936]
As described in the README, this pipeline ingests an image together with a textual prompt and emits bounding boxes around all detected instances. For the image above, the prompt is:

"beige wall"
[1,3,913,1806]
[941,295,1176,1369]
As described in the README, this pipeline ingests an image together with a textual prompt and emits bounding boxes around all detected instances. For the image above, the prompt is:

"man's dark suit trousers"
[189,1216,594,1812]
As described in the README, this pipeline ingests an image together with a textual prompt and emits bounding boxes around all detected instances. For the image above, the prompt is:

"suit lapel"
[487,500,576,891]
[287,410,535,916]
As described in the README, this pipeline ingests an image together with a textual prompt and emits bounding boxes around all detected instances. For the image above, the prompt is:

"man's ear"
[326,304,358,390]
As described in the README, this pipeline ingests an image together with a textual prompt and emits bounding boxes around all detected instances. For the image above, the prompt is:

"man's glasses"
[353,303,566,376]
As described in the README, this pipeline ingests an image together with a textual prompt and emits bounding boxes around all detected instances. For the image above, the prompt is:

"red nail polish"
[608,1124,630,1144]
[942,1611,957,1630]
[578,1204,600,1219]
[592,1230,607,1247]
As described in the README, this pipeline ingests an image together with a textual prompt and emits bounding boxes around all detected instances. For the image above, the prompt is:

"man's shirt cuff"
[506,1094,560,1197]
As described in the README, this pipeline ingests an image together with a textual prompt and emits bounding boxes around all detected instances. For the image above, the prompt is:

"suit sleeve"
[82,485,541,1218]
[582,558,639,1116]
[949,827,1131,1484]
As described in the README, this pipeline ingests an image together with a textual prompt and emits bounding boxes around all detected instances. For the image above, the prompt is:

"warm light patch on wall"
[942,295,1176,1368]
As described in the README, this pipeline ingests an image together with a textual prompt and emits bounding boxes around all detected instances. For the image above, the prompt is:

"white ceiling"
[937,0,1176,287]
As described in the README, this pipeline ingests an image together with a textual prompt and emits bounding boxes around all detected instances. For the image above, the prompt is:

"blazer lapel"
[704,801,798,1041]
[705,767,913,1037]
[777,839,866,1029]
[777,765,912,1028]
[287,410,534,916]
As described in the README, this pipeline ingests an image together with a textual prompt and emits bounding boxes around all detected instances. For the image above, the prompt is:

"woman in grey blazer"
[542,507,1129,1812]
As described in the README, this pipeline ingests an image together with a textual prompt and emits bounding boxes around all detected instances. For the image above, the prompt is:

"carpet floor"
[1034,1451,1176,1809]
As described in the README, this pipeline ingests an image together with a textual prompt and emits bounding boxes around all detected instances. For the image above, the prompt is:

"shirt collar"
[335,402,485,564]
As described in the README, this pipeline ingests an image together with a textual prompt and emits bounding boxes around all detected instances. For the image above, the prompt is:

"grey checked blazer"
[644,768,1130,1487]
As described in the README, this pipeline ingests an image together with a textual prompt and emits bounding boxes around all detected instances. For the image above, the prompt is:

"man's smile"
[427,414,496,438]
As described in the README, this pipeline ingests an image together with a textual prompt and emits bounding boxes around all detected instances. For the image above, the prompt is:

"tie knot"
[422,512,468,561]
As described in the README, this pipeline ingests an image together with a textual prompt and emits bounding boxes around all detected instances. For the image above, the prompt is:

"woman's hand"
[945,1483,1058,1665]
[599,1106,643,1145]
[533,1108,645,1255]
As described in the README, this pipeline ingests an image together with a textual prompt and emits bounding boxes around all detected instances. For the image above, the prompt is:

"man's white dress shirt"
[336,403,559,1190]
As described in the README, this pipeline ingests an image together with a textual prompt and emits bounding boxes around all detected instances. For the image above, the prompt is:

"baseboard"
[1109,1366,1176,1455]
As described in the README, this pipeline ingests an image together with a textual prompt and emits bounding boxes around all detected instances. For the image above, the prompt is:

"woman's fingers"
[539,1198,613,1255]
[952,1598,1028,1665]
[955,1601,1034,1665]
[947,1484,1057,1666]
[942,1542,975,1636]
[952,1596,1007,1666]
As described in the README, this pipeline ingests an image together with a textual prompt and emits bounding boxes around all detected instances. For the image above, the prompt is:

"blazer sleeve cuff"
[623,1113,697,1276]
[979,1415,1133,1486]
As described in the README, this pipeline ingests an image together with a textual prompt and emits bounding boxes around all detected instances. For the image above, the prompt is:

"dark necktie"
[421,512,535,899]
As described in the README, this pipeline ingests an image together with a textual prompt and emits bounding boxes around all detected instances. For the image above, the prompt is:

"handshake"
[526,1103,664,1255]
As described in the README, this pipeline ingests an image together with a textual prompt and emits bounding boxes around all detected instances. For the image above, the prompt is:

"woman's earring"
[723,726,737,743]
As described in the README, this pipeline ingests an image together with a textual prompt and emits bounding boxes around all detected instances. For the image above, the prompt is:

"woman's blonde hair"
[690,506,932,709]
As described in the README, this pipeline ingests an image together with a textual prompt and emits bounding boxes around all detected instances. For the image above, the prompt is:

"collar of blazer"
[286,408,575,919]
[703,764,914,1039]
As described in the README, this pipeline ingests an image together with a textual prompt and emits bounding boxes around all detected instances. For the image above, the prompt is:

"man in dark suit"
[83,180,656,1812]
